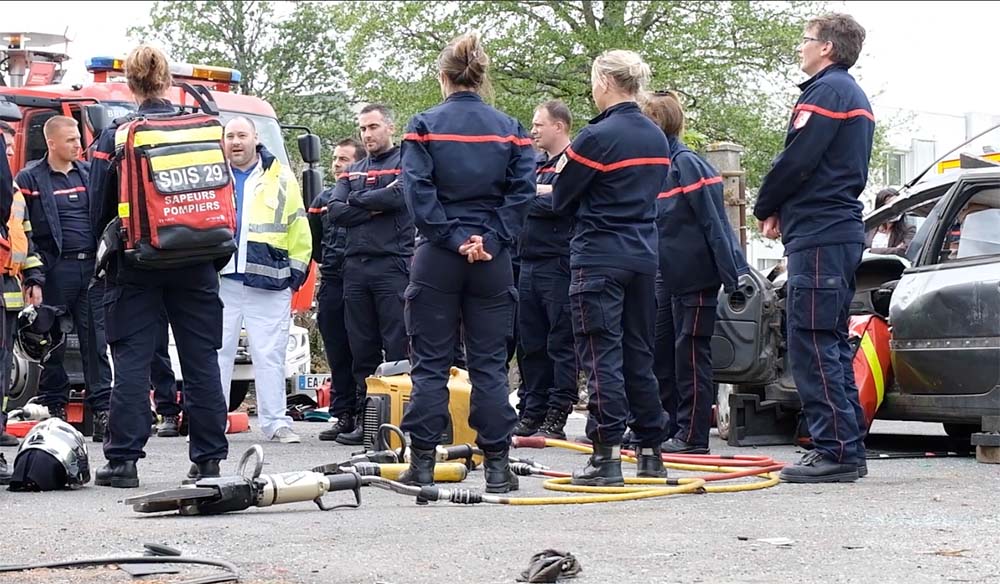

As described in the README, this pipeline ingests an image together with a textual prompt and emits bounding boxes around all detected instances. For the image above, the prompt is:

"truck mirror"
[298,133,321,165]
[301,167,323,206]
[84,104,112,133]
[0,99,22,122]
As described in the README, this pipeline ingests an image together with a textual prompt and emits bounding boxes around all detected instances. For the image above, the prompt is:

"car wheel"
[229,381,251,413]
[943,423,979,441]
[716,383,734,441]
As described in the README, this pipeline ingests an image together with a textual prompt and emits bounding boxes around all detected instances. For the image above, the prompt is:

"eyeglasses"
[801,36,826,44]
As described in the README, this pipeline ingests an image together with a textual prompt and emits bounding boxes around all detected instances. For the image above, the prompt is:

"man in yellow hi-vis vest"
[2,125,46,447]
[218,117,311,444]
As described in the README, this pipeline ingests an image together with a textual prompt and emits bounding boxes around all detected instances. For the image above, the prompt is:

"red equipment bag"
[115,112,236,269]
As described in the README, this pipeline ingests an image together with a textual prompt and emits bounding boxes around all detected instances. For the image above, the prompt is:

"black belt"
[61,251,96,260]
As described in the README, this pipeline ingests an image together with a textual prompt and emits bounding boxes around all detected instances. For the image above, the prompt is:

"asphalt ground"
[1,416,998,584]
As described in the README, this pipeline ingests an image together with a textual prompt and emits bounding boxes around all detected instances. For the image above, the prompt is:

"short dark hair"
[537,100,572,131]
[0,120,14,137]
[808,13,866,68]
[875,187,900,209]
[335,137,363,153]
[359,103,394,125]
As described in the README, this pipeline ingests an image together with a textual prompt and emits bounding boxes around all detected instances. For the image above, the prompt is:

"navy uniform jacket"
[1,134,11,224]
[658,136,748,295]
[307,186,347,278]
[401,91,535,256]
[552,102,670,275]
[15,158,93,265]
[328,145,414,258]
[753,64,875,253]
[518,148,572,261]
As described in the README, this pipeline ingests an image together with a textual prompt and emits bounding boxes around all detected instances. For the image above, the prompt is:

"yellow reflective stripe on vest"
[116,125,223,148]
[859,333,885,407]
[148,148,225,172]
[4,290,24,310]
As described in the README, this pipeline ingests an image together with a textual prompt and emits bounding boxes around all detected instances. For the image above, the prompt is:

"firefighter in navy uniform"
[642,91,749,455]
[754,14,874,483]
[552,50,671,486]
[14,116,115,440]
[398,32,534,493]
[327,105,414,446]
[88,45,229,488]
[512,100,577,440]
[308,138,362,443]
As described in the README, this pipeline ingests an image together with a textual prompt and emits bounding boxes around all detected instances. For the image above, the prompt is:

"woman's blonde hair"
[591,50,651,97]
[641,91,685,137]
[124,45,172,102]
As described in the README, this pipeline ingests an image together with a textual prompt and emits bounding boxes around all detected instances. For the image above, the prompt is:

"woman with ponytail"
[398,32,535,494]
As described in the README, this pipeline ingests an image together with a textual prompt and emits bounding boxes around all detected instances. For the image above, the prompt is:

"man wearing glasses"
[753,13,874,483]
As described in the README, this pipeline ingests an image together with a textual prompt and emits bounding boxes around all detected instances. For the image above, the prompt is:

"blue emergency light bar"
[85,56,242,85]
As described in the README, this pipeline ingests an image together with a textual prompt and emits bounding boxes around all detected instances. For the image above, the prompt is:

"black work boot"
[185,460,221,484]
[91,410,109,443]
[513,415,543,437]
[537,408,571,440]
[0,432,19,447]
[571,443,624,487]
[661,437,710,455]
[636,445,668,478]
[0,453,11,485]
[779,451,859,483]
[157,415,181,438]
[483,448,519,493]
[319,416,355,442]
[95,460,139,488]
[335,414,365,446]
[398,446,436,486]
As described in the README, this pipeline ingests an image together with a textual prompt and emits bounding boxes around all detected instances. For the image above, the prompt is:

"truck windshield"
[102,102,290,166]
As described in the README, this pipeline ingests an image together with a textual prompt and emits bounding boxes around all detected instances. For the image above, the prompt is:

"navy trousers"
[670,287,718,447]
[786,243,865,464]
[401,243,518,452]
[517,257,577,419]
[569,266,667,446]
[38,257,113,411]
[316,275,359,418]
[151,308,180,417]
[653,275,678,438]
[342,255,410,417]
[103,262,228,464]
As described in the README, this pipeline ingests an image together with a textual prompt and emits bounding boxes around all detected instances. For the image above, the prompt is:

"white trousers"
[218,277,293,438]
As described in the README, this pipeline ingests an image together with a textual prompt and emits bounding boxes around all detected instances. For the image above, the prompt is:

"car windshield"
[104,102,289,166]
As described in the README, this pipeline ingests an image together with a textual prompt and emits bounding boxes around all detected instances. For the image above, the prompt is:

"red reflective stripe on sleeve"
[795,103,874,122]
[403,132,533,146]
[92,150,111,160]
[565,146,670,173]
[367,169,401,177]
[307,207,326,214]
[657,175,723,199]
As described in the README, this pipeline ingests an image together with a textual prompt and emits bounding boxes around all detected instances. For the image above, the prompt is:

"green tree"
[129,0,356,169]
[334,0,824,185]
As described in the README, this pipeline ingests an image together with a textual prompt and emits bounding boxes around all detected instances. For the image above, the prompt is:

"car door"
[889,172,1000,396]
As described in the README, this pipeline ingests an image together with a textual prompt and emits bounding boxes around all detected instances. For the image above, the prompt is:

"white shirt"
[871,230,890,250]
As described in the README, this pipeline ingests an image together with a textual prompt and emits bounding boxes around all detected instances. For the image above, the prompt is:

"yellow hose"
[503,477,706,506]
[492,437,781,505]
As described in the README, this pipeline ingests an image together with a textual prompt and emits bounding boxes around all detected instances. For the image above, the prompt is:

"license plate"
[297,374,330,390]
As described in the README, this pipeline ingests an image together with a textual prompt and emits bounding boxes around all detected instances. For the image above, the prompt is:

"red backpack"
[114,110,237,269]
